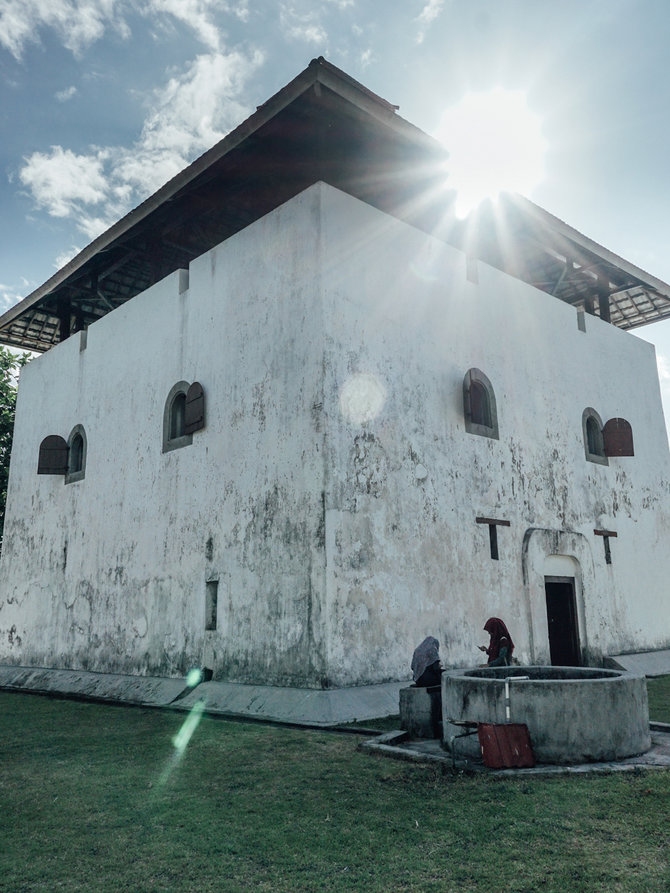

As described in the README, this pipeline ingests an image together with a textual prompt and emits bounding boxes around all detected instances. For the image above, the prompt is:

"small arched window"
[66,425,87,483]
[163,380,206,453]
[70,435,84,471]
[463,368,498,439]
[170,392,186,440]
[582,408,607,465]
[586,417,601,455]
[470,380,492,428]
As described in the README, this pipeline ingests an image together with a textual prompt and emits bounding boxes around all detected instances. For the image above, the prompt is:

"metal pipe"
[504,675,529,723]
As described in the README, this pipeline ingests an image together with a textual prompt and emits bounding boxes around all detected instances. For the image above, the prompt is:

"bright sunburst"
[435,88,547,217]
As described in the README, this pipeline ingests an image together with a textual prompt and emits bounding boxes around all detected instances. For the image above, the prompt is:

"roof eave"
[0,66,324,330]
[3,57,441,336]
[510,193,670,303]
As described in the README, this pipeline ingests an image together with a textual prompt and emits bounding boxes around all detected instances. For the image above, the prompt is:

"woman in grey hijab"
[411,636,443,687]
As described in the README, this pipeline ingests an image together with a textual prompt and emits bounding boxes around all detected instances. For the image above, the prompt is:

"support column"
[597,278,611,323]
[57,298,72,343]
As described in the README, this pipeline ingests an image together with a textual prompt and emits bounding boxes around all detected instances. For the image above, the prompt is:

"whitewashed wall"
[1,181,670,688]
[0,186,328,685]
[316,184,670,684]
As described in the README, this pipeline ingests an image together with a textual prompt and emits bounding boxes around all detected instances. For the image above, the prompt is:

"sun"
[435,88,547,217]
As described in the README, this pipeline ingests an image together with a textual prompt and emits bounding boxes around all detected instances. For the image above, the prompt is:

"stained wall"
[1,181,670,687]
[317,185,670,683]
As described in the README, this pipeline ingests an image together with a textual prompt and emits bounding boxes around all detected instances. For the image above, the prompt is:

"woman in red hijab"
[478,617,514,666]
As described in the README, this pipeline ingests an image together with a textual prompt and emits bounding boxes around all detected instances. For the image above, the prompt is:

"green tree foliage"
[0,347,30,546]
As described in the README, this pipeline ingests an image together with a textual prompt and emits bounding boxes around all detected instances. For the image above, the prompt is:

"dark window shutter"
[38,435,68,474]
[603,418,634,457]
[184,381,205,435]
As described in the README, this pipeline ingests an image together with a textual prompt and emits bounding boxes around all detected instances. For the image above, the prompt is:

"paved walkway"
[608,648,670,677]
[360,725,670,776]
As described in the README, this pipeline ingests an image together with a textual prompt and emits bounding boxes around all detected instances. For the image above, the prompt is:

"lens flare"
[186,667,203,687]
[339,373,386,425]
[154,699,207,791]
[435,88,546,217]
[172,700,205,755]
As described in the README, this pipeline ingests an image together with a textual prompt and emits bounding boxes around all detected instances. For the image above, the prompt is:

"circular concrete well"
[443,666,650,764]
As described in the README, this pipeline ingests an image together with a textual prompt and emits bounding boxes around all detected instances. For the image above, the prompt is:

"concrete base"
[0,665,404,726]
[0,665,188,706]
[399,685,442,738]
[607,649,670,677]
[177,680,404,725]
[360,729,670,777]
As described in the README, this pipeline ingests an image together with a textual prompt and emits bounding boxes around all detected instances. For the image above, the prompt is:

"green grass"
[340,714,401,732]
[1,692,669,892]
[647,675,670,722]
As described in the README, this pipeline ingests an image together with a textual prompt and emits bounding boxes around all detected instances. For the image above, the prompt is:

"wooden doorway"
[544,576,581,666]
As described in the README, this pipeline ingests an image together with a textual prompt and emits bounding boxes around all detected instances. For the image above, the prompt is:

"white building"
[1,59,670,696]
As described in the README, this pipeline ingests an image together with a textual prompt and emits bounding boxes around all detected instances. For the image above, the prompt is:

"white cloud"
[6,0,265,242]
[280,5,328,44]
[417,0,444,25]
[55,85,78,102]
[18,47,264,238]
[54,247,83,268]
[0,0,129,60]
[143,50,258,156]
[19,146,108,218]
[115,48,264,195]
[0,0,248,60]
[0,282,25,312]
[415,0,444,44]
[148,0,222,51]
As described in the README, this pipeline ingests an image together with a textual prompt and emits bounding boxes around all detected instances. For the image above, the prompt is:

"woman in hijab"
[411,636,443,687]
[478,617,514,666]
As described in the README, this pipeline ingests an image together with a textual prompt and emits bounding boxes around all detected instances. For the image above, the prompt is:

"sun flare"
[435,88,547,217]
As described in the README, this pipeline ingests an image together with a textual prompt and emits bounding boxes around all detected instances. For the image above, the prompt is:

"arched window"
[586,417,601,454]
[170,392,186,440]
[70,435,84,471]
[470,380,492,428]
[163,381,206,452]
[463,368,498,439]
[66,425,87,483]
[582,408,607,465]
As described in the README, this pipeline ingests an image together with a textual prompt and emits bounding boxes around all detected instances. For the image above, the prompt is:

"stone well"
[442,666,650,764]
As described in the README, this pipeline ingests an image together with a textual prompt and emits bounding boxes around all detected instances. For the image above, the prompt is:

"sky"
[1,0,670,419]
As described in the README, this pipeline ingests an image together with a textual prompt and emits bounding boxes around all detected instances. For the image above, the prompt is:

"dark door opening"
[544,576,581,666]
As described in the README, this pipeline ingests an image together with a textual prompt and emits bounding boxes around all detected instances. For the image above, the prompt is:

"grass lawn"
[647,675,670,723]
[1,691,670,892]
